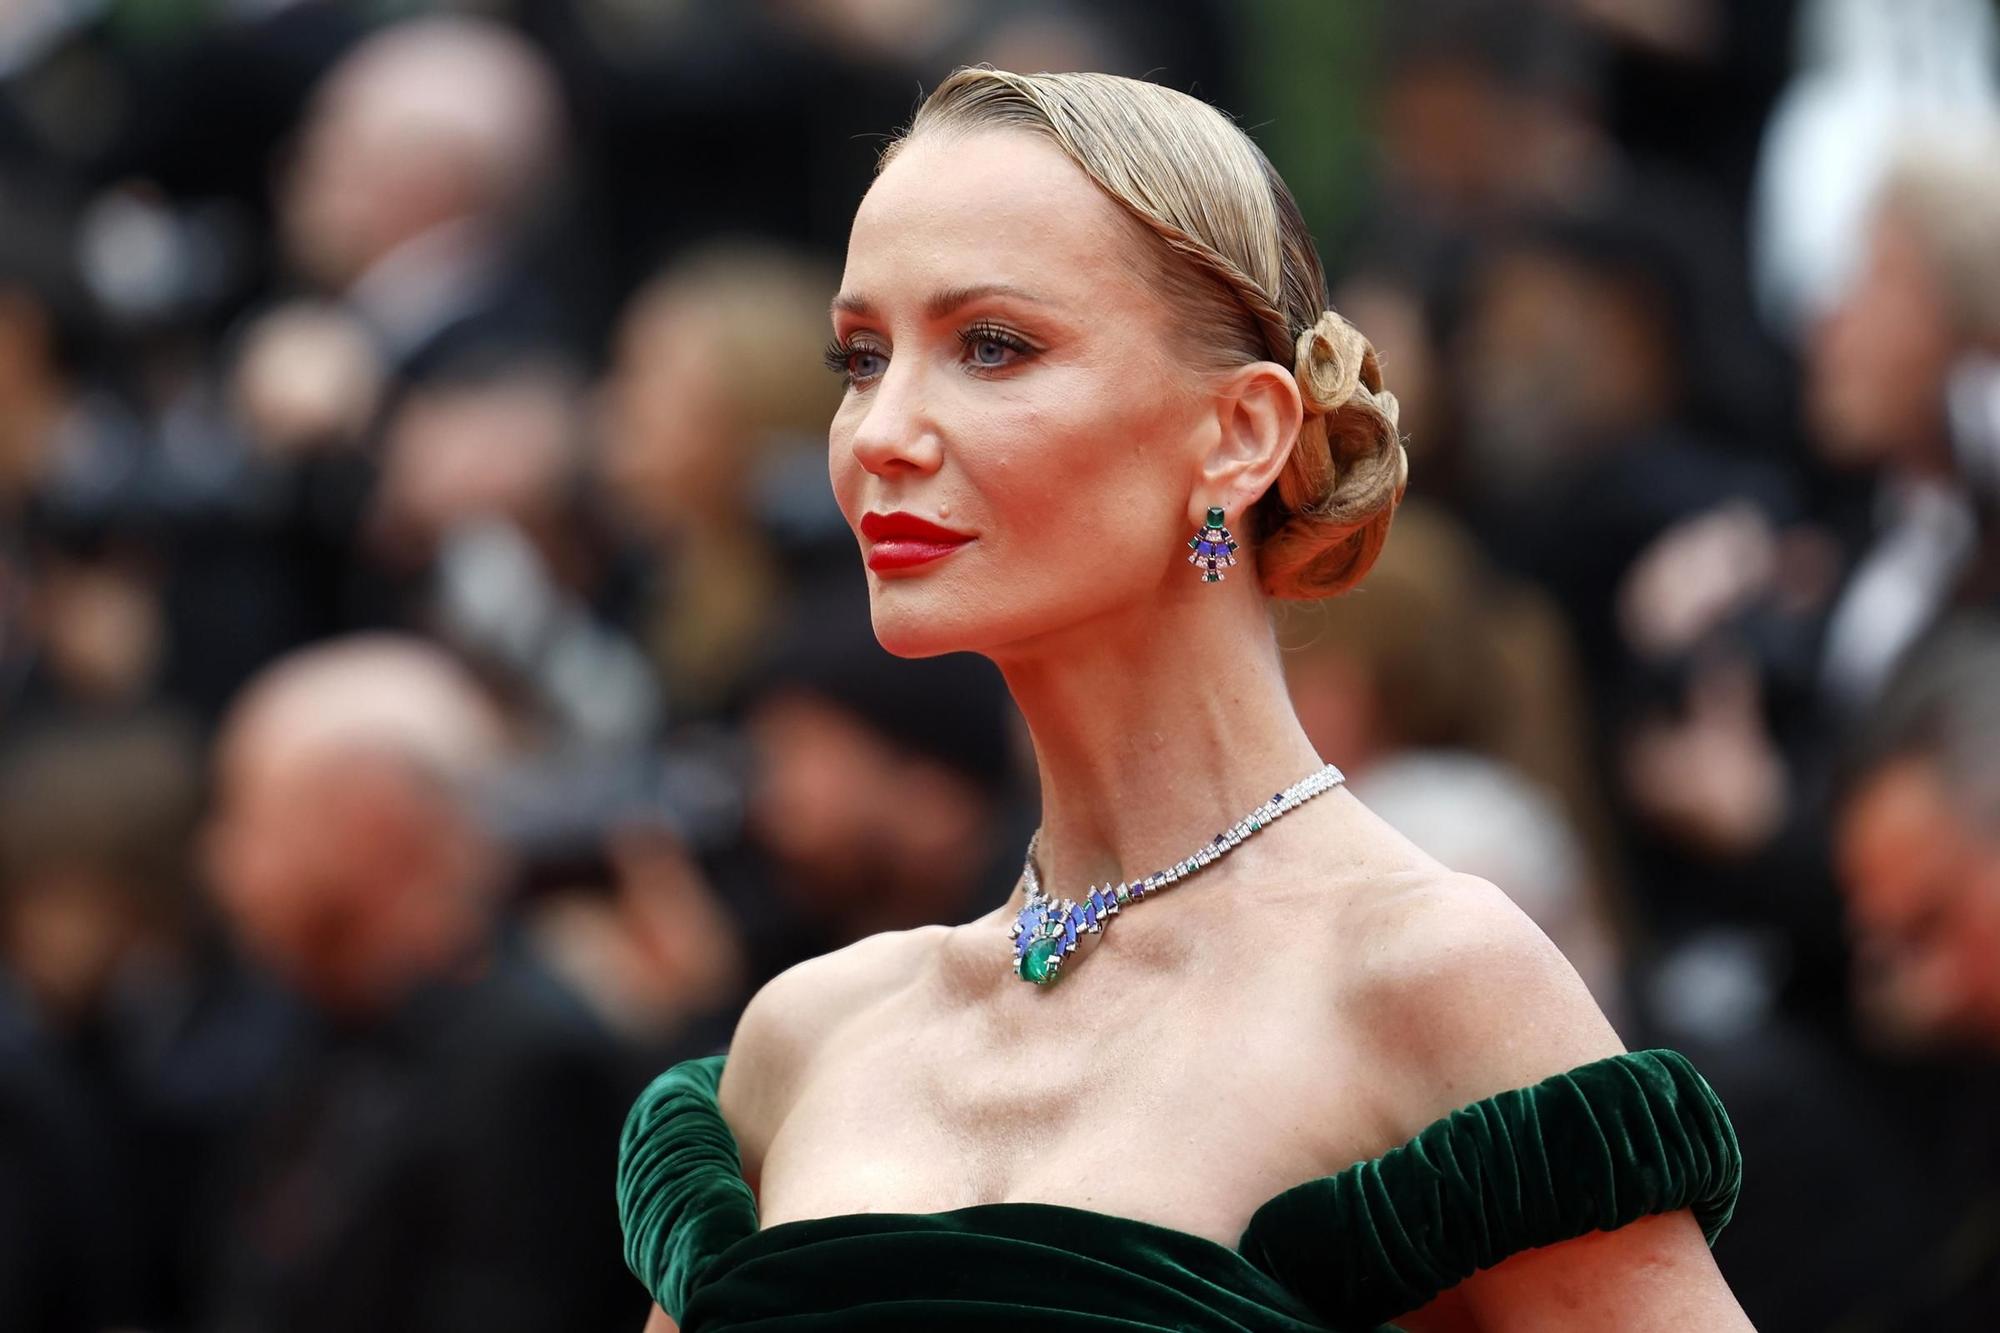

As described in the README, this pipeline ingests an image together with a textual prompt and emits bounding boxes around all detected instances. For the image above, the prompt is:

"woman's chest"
[752,961,1393,1248]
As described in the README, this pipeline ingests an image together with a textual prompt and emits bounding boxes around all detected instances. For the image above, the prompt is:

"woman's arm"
[1349,875,1754,1331]
[1442,1208,1753,1331]
[642,1302,678,1332]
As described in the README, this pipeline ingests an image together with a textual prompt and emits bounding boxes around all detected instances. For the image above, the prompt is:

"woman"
[619,68,1750,1332]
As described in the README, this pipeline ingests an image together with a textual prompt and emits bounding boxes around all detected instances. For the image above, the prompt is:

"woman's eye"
[960,325,1030,371]
[969,337,1012,367]
[824,339,886,384]
[826,327,1028,386]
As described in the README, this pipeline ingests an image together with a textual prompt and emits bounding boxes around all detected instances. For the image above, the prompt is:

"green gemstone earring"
[1186,506,1239,583]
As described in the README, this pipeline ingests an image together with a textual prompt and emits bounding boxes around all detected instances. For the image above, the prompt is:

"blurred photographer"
[1613,131,2000,1028]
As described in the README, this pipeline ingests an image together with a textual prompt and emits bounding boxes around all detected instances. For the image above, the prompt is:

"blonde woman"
[619,69,1751,1332]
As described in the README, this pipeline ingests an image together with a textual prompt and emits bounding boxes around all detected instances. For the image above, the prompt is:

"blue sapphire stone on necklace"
[1011,902,1047,959]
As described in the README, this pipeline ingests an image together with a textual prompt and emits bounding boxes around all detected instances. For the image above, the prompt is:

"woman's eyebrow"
[830,282,1053,322]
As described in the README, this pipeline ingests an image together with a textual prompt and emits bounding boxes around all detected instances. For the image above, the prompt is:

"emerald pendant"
[1019,936,1060,984]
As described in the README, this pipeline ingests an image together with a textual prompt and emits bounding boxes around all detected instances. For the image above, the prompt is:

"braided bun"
[1255,310,1409,601]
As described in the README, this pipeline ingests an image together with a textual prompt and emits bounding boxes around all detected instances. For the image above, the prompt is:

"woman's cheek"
[827,419,864,515]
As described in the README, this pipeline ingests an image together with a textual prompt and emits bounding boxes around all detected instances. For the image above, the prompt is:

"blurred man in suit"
[1833,615,2000,1325]
[276,14,567,380]
[197,635,647,1333]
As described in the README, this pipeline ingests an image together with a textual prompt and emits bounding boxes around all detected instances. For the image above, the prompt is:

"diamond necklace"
[1007,762,1346,984]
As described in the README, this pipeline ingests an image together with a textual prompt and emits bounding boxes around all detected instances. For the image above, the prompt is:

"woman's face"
[827,129,1214,660]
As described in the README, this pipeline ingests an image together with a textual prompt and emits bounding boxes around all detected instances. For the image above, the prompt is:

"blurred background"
[0,0,1996,1329]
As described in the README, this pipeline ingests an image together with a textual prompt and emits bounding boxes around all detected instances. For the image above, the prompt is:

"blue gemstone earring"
[1186,506,1239,583]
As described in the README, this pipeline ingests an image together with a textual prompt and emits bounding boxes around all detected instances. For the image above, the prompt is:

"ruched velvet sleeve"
[1237,1047,1742,1329]
[617,1053,758,1320]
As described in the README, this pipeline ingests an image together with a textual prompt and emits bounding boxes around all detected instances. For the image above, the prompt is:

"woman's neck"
[991,585,1327,902]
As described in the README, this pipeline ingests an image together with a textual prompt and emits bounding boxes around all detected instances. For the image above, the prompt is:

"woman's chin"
[863,589,987,660]
[866,611,971,660]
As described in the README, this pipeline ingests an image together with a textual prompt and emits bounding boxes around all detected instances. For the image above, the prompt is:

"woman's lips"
[866,537,972,571]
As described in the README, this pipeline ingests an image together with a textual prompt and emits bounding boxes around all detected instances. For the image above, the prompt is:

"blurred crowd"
[0,1,1996,1330]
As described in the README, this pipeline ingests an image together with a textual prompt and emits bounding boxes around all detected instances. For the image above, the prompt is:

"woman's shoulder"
[738,925,944,1050]
[715,925,948,1178]
[1323,868,1629,1146]
[1249,871,1745,1326]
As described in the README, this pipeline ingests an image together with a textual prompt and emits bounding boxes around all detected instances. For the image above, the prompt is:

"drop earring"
[1186,506,1239,583]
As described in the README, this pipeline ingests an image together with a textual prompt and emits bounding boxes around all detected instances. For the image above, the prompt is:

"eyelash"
[821,322,1033,387]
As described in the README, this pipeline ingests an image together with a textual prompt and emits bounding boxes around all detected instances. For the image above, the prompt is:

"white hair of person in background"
[1750,0,1998,343]
[281,14,565,363]
[1810,130,2000,718]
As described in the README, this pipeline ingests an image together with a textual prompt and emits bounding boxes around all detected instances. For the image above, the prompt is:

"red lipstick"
[861,511,974,572]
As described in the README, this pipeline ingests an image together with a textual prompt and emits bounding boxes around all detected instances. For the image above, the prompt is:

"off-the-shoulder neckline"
[671,1046,1701,1266]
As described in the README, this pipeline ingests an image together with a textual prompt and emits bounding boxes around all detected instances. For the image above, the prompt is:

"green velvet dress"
[617,1047,1740,1331]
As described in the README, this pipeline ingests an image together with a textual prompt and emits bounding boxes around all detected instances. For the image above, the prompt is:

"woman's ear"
[1192,359,1302,521]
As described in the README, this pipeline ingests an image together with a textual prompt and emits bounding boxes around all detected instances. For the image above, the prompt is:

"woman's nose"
[847,361,944,476]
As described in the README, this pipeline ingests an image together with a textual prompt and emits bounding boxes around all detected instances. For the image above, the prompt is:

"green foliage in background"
[1239,0,1380,272]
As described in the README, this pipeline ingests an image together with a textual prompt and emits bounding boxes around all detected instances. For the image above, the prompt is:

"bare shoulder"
[715,925,947,1177]
[1325,874,1752,1329]
[1332,870,1626,1140]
